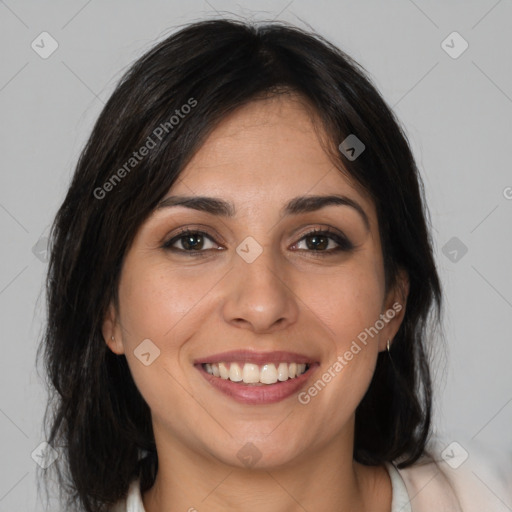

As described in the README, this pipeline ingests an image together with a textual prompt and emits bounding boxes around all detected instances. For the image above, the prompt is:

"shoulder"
[395,437,512,511]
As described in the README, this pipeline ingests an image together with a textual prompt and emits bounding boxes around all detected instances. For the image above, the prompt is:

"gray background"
[1,1,511,510]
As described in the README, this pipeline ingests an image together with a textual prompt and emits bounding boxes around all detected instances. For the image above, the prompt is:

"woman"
[38,18,510,512]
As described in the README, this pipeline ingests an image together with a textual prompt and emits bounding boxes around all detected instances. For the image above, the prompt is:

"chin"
[204,435,306,471]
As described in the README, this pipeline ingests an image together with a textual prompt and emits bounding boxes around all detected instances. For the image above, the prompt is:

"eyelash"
[162,227,354,257]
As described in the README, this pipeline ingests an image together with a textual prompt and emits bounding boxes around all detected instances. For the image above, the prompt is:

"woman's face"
[104,94,407,469]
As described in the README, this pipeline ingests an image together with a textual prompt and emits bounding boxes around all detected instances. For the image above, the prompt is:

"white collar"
[386,462,412,512]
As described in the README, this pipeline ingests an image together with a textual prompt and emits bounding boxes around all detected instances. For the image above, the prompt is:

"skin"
[103,93,409,512]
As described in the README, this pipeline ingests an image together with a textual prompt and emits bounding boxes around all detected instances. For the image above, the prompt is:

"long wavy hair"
[37,18,442,512]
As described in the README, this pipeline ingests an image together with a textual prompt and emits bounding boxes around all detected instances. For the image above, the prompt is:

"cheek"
[116,261,210,417]
[118,259,214,342]
[295,259,385,409]
[299,261,385,347]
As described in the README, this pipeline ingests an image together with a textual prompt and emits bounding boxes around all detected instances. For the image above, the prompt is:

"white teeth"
[242,363,260,384]
[218,362,229,379]
[277,362,289,381]
[260,363,278,384]
[203,361,309,384]
[229,362,243,382]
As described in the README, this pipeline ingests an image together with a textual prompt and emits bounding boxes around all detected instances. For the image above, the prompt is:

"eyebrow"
[156,194,370,230]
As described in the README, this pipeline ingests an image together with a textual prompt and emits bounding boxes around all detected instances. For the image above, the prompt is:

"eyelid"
[291,224,348,242]
[290,226,354,252]
[162,224,225,247]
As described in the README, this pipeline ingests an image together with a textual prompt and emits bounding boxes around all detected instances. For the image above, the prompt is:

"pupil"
[184,234,203,250]
[307,235,327,250]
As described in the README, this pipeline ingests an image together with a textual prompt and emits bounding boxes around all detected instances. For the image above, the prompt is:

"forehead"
[169,94,376,224]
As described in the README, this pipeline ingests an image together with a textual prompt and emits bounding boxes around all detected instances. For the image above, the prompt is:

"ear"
[101,302,125,355]
[377,268,409,352]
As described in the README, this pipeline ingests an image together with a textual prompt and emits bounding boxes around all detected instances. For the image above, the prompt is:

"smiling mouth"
[202,361,311,385]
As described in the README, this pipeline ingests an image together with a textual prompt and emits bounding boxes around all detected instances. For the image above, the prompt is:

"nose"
[221,245,300,334]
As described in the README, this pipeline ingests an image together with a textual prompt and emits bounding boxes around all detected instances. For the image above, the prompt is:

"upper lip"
[194,350,317,365]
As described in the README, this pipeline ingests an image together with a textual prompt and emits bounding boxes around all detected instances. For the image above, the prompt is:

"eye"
[162,227,354,256]
[162,229,220,253]
[292,228,354,253]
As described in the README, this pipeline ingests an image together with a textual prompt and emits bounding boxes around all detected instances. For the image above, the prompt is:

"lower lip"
[196,363,319,405]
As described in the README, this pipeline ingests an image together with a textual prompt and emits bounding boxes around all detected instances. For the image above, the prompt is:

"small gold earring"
[111,335,115,341]
[386,339,391,352]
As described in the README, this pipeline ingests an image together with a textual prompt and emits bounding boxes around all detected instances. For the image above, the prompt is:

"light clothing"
[386,462,412,512]
[110,445,512,511]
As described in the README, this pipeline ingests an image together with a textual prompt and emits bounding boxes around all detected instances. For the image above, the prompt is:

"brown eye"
[294,229,354,253]
[163,229,219,252]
